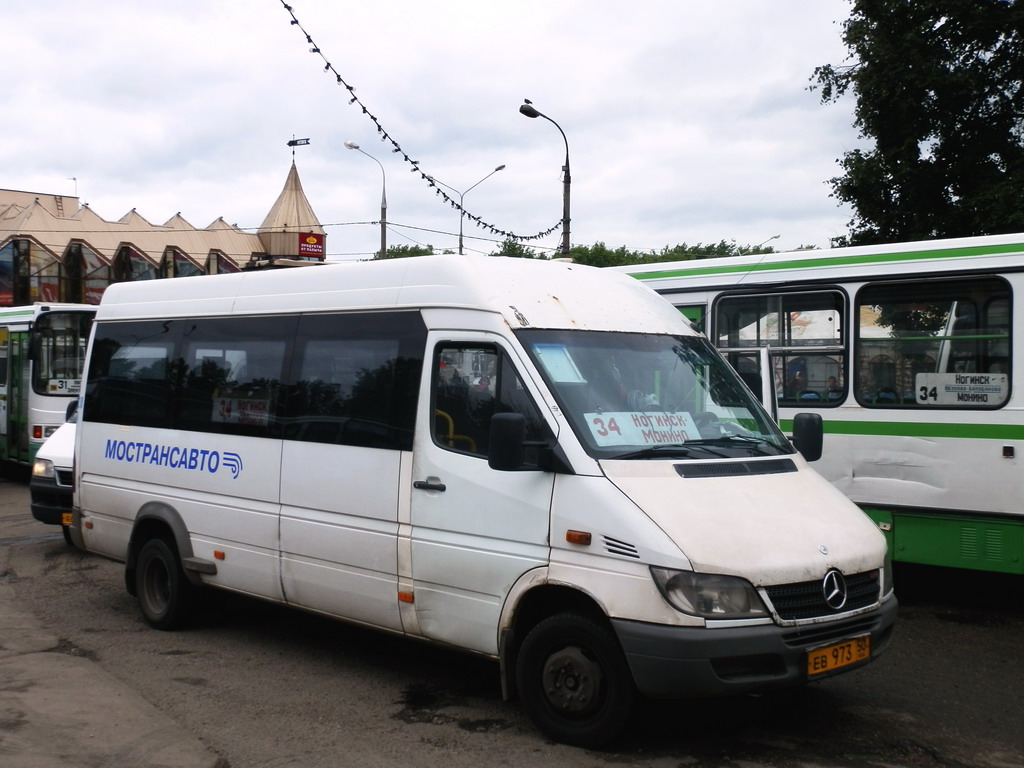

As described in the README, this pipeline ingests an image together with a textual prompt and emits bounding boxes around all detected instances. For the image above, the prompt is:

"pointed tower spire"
[257,161,326,263]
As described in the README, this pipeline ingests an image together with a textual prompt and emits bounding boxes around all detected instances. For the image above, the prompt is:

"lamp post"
[429,165,506,254]
[519,101,571,256]
[344,140,387,258]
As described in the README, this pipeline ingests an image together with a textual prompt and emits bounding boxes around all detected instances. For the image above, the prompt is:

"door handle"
[413,480,447,492]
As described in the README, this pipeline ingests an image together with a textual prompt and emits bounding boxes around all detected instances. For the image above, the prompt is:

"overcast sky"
[4,0,864,260]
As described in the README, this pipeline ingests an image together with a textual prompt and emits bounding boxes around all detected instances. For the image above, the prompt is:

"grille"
[764,570,880,621]
[55,469,74,487]
[780,615,881,649]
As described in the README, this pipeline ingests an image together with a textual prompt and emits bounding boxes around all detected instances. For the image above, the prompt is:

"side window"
[432,344,546,459]
[678,304,706,331]
[856,277,1011,408]
[285,312,426,450]
[84,320,180,429]
[715,290,846,406]
[176,316,293,437]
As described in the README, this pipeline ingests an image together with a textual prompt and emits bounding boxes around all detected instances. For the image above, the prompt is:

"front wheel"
[515,613,637,747]
[135,537,196,630]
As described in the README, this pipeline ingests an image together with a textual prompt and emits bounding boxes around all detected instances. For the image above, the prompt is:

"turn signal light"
[565,530,592,546]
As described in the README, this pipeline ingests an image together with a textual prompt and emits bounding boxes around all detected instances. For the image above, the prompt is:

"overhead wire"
[277,1,561,245]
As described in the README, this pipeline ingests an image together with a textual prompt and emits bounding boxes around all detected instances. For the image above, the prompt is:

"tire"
[135,537,196,630]
[515,612,637,748]
[61,525,75,548]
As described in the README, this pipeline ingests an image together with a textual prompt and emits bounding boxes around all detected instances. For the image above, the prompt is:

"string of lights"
[278,1,561,244]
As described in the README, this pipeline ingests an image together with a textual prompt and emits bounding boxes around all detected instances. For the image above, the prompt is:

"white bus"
[72,255,895,746]
[0,303,94,465]
[617,232,1024,576]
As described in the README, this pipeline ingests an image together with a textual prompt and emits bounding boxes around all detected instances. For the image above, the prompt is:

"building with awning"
[0,161,325,306]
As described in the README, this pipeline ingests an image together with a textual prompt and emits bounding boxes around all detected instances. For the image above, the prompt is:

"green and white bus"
[617,232,1024,575]
[0,304,95,465]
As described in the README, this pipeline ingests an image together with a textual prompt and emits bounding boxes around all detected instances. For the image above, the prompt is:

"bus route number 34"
[591,416,622,437]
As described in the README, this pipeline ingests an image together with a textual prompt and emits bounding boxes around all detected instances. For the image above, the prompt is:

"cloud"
[3,0,861,258]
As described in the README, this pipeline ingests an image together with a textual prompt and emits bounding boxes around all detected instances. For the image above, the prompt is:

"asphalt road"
[2,474,1022,767]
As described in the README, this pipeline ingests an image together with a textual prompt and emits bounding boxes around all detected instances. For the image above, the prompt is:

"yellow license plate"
[807,635,871,676]
[61,512,73,526]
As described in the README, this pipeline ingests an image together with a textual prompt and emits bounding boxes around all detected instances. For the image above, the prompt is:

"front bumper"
[29,475,73,526]
[612,596,898,699]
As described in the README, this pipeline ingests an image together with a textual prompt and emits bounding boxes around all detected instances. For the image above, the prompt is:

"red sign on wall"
[297,233,325,259]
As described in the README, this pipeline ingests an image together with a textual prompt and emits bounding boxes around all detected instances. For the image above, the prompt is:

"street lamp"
[344,140,387,258]
[520,101,571,256]
[429,165,506,254]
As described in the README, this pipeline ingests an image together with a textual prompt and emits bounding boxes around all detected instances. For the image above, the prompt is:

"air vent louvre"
[603,535,640,559]
[675,459,797,478]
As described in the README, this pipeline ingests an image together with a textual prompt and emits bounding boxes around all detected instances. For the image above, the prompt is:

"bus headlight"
[651,567,768,618]
[32,458,56,480]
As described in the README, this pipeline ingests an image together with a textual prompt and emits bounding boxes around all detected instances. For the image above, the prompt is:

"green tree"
[566,240,782,267]
[488,239,540,258]
[487,239,786,265]
[812,0,1024,246]
[375,244,435,260]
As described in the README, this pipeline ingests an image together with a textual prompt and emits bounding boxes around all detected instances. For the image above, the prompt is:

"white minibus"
[72,255,896,746]
[617,232,1024,576]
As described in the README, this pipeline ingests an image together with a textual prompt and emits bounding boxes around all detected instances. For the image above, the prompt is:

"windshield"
[31,310,94,397]
[518,329,792,460]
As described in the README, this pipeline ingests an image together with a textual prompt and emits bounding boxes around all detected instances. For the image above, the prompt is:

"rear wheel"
[135,538,196,630]
[516,612,637,747]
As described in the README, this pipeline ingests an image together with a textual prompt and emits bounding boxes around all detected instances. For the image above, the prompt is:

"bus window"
[678,304,706,331]
[31,311,93,396]
[85,320,179,429]
[714,290,846,407]
[856,277,1011,408]
[177,316,293,438]
[284,312,425,450]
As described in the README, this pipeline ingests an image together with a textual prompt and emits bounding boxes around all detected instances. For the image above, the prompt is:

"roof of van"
[95,254,692,334]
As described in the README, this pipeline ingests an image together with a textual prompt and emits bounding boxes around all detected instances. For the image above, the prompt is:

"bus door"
[2,329,31,463]
[409,335,554,654]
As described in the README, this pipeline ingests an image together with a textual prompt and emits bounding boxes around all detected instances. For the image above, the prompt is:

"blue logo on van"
[103,439,242,479]
[220,452,243,478]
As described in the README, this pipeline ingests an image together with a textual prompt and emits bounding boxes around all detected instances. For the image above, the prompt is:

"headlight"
[882,551,894,598]
[32,458,55,479]
[651,567,768,618]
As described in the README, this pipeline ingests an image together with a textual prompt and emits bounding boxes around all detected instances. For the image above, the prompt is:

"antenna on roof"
[287,136,311,160]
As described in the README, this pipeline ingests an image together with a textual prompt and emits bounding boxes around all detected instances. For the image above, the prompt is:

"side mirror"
[488,413,526,471]
[792,412,823,462]
[28,333,41,362]
[65,399,79,423]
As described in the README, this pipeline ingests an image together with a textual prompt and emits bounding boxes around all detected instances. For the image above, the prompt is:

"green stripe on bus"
[628,241,1024,281]
[778,419,1024,440]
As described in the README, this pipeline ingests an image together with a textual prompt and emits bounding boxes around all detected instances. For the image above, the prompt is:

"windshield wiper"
[609,442,740,460]
[608,444,696,460]
[684,435,784,455]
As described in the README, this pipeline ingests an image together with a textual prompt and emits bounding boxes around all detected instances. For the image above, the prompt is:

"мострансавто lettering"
[103,439,243,478]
